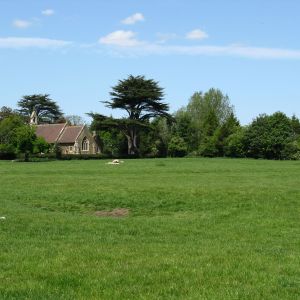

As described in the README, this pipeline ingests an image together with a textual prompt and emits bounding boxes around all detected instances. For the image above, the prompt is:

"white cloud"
[122,13,145,25]
[99,30,143,47]
[186,29,208,40]
[42,9,55,16]
[0,37,72,49]
[98,40,300,60]
[13,19,32,29]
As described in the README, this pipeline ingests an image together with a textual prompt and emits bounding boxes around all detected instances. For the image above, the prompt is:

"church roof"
[57,125,84,143]
[35,123,67,143]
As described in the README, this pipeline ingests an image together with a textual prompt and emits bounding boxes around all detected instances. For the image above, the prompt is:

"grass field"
[0,158,300,299]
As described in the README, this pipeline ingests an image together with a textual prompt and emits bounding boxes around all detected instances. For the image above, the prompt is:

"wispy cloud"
[156,33,178,44]
[122,13,145,25]
[0,37,72,49]
[99,30,144,47]
[186,29,208,40]
[168,44,300,59]
[99,39,300,60]
[42,9,55,16]
[13,19,32,29]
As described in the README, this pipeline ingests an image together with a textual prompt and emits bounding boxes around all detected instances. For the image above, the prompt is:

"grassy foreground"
[0,158,299,299]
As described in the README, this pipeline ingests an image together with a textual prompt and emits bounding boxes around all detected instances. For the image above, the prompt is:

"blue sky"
[1,0,300,124]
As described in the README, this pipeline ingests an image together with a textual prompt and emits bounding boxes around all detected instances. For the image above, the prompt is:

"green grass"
[0,158,299,299]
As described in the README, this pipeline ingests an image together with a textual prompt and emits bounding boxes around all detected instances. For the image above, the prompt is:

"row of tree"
[1,75,300,160]
[90,76,300,160]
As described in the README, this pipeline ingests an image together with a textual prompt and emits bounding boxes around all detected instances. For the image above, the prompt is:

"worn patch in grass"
[94,208,129,217]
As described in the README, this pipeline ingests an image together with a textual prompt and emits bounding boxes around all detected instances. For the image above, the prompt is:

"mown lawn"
[0,158,299,299]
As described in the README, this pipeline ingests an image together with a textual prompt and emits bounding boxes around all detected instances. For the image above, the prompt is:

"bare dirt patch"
[94,208,129,218]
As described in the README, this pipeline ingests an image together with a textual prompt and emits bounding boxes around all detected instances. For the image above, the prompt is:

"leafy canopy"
[90,75,171,155]
[244,112,295,159]
[18,94,63,123]
[104,75,170,121]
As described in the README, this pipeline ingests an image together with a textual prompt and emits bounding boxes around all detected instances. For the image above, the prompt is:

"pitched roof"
[35,123,66,143]
[57,125,84,143]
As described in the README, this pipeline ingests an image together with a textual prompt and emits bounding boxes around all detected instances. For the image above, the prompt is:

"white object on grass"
[107,159,124,165]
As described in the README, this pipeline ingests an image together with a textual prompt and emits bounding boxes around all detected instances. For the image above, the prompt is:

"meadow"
[0,158,299,299]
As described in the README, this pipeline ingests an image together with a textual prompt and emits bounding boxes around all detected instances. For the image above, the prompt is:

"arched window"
[82,137,89,151]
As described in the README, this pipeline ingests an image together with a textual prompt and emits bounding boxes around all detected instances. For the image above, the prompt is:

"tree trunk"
[126,128,138,155]
[24,151,29,162]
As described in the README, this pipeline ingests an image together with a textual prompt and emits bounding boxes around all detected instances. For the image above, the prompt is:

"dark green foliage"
[0,106,21,122]
[106,75,169,120]
[150,117,171,157]
[199,135,219,157]
[88,86,300,160]
[17,94,63,123]
[213,113,241,156]
[173,88,238,156]
[59,154,108,160]
[33,137,50,154]
[168,136,188,157]
[290,115,300,137]
[93,75,171,155]
[0,144,16,160]
[172,108,196,153]
[187,89,235,148]
[281,140,300,160]
[244,112,295,159]
[53,143,62,159]
[0,115,24,145]
[3,86,300,161]
[89,113,151,155]
[14,125,36,161]
[99,130,127,157]
[224,128,246,158]
[0,115,30,160]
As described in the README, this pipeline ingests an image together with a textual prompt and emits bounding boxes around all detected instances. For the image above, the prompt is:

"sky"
[1,0,300,124]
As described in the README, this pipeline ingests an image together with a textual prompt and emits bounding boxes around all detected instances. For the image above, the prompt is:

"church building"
[30,111,100,155]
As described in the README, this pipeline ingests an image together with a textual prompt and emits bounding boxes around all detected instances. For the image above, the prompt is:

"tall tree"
[290,114,300,137]
[0,106,23,122]
[14,125,36,161]
[0,115,24,145]
[17,94,63,123]
[65,115,85,125]
[181,88,236,153]
[172,108,196,153]
[187,89,234,137]
[91,75,171,155]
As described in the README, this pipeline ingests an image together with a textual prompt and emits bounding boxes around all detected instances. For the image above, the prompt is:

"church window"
[82,137,89,151]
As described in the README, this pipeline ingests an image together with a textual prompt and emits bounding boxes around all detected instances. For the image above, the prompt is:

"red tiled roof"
[57,126,84,143]
[35,123,66,143]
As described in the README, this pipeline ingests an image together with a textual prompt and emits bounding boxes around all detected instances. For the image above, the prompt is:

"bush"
[53,144,62,159]
[281,140,300,160]
[244,112,294,160]
[198,135,218,157]
[168,136,188,157]
[0,144,16,160]
[33,137,50,154]
[224,129,246,158]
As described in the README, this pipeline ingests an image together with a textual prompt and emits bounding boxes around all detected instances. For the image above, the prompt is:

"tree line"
[1,75,300,160]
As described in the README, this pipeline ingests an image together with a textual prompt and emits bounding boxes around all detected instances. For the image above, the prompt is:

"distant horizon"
[1,0,300,125]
